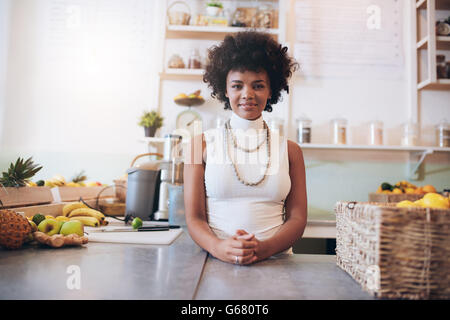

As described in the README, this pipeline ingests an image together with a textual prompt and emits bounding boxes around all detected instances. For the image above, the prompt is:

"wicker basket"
[335,201,450,299]
[368,192,423,203]
[167,1,191,25]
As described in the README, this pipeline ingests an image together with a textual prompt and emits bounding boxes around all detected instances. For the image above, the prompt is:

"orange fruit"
[392,188,403,194]
[414,187,425,194]
[422,185,437,193]
[376,186,382,193]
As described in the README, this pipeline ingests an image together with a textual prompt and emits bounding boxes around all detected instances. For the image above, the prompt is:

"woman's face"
[225,69,271,121]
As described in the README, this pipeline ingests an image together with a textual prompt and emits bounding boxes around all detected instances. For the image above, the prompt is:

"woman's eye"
[254,84,265,89]
[232,85,242,89]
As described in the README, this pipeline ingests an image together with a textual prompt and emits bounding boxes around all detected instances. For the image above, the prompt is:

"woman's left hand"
[235,229,269,264]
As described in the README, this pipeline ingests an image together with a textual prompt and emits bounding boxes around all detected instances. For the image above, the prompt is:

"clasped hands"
[214,229,264,265]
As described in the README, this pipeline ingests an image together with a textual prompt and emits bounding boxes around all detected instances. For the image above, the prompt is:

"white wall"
[0,0,11,144]
[0,0,163,183]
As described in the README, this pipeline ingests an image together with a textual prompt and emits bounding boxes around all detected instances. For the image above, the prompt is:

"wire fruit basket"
[335,201,450,300]
[167,1,191,25]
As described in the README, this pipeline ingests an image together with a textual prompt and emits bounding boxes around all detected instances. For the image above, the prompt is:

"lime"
[132,217,143,229]
[32,213,45,226]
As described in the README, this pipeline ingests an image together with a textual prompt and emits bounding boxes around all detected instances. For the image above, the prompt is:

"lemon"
[396,200,421,208]
[404,187,415,194]
[422,193,449,209]
[414,199,425,207]
[392,188,403,194]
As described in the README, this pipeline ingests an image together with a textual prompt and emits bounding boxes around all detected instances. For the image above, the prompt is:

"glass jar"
[331,118,348,145]
[368,120,384,146]
[437,55,446,79]
[436,119,450,147]
[296,115,312,144]
[188,49,202,69]
[401,122,419,146]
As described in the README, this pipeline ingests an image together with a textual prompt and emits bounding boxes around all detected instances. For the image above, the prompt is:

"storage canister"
[436,119,450,148]
[401,122,419,146]
[368,120,383,146]
[296,115,312,144]
[331,117,348,145]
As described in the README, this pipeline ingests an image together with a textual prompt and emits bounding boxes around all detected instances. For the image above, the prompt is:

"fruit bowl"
[174,97,205,107]
[174,90,205,107]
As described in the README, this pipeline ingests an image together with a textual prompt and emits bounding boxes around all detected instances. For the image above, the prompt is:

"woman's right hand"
[212,233,258,265]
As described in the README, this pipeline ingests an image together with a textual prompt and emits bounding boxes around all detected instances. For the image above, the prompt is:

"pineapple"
[71,170,87,187]
[0,209,32,249]
[72,170,87,183]
[0,157,43,188]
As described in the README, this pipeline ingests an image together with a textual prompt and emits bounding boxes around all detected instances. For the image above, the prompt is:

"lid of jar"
[436,119,450,129]
[369,120,383,127]
[402,122,419,133]
[296,115,311,125]
[331,117,348,124]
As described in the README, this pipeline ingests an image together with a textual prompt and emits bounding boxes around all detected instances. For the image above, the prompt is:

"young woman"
[184,31,307,265]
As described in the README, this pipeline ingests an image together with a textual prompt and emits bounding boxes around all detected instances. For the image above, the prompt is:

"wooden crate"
[12,199,98,218]
[368,192,423,203]
[335,201,450,300]
[51,186,115,202]
[0,187,53,208]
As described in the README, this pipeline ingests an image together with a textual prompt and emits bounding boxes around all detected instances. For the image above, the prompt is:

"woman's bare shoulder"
[287,140,303,162]
[185,133,206,165]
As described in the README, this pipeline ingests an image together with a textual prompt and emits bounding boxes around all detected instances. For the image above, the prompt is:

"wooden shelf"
[418,78,450,90]
[299,143,450,152]
[416,36,450,50]
[160,68,204,80]
[437,36,450,50]
[418,0,450,10]
[165,25,280,39]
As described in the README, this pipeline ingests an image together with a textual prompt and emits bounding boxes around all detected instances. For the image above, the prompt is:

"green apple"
[37,219,62,236]
[59,220,84,237]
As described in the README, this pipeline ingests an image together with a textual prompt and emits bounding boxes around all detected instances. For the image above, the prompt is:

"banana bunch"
[45,174,67,187]
[62,202,108,227]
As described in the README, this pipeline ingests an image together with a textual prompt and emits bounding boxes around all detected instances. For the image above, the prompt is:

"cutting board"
[86,228,183,245]
[85,218,183,245]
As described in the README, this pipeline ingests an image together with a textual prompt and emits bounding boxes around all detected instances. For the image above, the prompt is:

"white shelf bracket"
[407,149,433,181]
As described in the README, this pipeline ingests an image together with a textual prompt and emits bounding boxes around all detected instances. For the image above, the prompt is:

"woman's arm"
[184,133,257,264]
[250,140,308,261]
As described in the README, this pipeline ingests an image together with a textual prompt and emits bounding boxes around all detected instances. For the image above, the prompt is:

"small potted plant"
[138,110,164,137]
[206,1,223,17]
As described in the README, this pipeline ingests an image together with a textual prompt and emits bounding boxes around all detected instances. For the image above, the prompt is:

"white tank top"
[203,113,292,245]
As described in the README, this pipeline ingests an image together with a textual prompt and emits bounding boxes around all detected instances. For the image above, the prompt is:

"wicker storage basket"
[368,192,423,203]
[167,1,191,25]
[335,201,450,299]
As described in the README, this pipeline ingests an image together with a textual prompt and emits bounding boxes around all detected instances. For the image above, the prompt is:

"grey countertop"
[0,230,373,300]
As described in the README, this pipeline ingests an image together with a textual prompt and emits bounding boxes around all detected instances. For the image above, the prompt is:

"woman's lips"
[239,103,258,111]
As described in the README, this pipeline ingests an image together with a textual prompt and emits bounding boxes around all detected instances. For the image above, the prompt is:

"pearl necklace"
[225,119,271,187]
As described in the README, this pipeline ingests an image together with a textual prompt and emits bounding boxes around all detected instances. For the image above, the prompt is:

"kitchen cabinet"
[414,0,450,90]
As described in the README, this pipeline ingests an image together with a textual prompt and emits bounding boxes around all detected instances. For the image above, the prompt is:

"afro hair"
[203,31,298,112]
